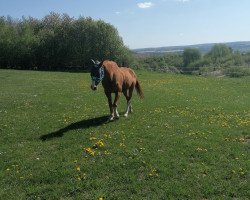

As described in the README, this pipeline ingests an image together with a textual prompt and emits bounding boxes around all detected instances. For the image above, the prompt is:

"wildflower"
[84,147,95,156]
[104,134,111,138]
[76,166,80,171]
[104,150,111,155]
[119,143,125,147]
[196,147,207,152]
[238,137,245,142]
[149,168,159,177]
[99,197,103,200]
[89,137,97,141]
[240,171,245,175]
[96,140,104,147]
[93,140,104,149]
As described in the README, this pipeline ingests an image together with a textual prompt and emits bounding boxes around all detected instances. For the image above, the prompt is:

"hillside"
[133,41,250,56]
[1,69,249,199]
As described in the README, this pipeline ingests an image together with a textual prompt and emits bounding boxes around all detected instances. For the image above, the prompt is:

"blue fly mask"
[90,60,104,90]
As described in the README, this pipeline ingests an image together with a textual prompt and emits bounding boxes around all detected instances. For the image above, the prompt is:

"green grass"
[0,69,249,199]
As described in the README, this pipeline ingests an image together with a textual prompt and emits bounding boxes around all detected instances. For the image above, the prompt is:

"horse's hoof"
[109,116,114,121]
[114,112,120,119]
[124,113,128,117]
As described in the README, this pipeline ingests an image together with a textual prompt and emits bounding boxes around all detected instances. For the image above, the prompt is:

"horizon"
[132,40,250,50]
[1,0,250,49]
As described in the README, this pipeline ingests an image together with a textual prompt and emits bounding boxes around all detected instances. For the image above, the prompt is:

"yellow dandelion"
[96,140,104,147]
[85,147,95,156]
[104,150,111,155]
[76,166,80,171]
[92,140,105,149]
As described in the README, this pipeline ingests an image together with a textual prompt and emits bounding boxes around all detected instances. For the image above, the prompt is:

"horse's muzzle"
[91,85,97,90]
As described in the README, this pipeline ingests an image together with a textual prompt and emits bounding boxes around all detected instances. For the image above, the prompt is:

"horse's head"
[90,59,104,91]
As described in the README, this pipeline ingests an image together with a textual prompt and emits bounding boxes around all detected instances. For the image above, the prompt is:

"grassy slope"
[0,69,249,199]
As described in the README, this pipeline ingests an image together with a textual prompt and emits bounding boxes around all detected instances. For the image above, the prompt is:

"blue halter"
[92,66,104,83]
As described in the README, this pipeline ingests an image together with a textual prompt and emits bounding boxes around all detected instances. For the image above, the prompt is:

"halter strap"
[99,66,104,81]
[92,66,104,82]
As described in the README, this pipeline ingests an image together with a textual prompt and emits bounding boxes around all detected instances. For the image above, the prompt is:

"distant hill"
[133,41,250,56]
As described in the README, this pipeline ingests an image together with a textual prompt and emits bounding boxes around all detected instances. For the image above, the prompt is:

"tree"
[206,44,233,68]
[0,13,133,70]
[183,48,201,71]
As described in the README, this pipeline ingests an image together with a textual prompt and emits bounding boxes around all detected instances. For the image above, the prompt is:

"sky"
[1,0,250,49]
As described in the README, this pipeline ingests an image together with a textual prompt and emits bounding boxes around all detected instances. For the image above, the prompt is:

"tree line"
[137,44,250,77]
[1,13,250,77]
[0,12,132,71]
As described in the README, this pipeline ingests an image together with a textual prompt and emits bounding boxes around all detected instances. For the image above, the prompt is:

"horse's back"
[120,67,136,78]
[120,67,137,88]
[102,60,137,92]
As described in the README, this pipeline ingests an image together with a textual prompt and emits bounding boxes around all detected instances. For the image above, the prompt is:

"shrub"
[225,66,250,77]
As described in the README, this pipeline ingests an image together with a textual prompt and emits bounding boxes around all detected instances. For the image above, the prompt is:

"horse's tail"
[135,80,144,99]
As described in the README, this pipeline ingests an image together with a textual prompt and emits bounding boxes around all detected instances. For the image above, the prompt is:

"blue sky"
[1,0,250,49]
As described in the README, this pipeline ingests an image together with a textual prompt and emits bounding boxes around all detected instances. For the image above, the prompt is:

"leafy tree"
[205,44,233,68]
[0,13,133,71]
[243,52,250,66]
[183,48,201,71]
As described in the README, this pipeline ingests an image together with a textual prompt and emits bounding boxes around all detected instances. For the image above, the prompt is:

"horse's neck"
[103,64,123,82]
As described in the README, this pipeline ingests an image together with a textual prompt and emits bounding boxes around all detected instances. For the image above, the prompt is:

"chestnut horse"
[90,60,144,121]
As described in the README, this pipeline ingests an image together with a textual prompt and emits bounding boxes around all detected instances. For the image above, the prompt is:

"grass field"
[0,69,249,199]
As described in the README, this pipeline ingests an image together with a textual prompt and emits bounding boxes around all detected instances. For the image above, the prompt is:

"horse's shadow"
[40,115,110,141]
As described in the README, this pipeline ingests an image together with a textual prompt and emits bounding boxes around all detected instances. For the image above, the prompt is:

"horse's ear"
[91,59,96,64]
[98,61,104,67]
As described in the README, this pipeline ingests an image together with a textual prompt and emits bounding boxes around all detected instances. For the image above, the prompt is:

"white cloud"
[115,11,121,15]
[176,0,190,3]
[137,2,154,9]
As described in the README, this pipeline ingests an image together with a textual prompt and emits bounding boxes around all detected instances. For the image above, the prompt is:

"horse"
[90,59,144,121]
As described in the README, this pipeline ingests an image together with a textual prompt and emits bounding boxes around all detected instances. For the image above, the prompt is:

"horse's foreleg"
[105,91,114,121]
[113,92,121,119]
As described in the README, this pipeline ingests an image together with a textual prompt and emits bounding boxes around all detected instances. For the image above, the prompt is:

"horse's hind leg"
[124,87,134,117]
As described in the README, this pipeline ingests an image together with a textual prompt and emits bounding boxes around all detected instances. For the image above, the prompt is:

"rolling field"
[0,69,249,199]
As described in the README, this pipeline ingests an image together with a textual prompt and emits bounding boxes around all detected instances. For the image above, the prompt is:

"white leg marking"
[109,114,114,121]
[114,107,120,119]
[129,104,133,113]
[124,101,130,117]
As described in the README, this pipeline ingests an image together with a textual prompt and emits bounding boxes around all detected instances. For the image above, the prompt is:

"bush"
[225,66,250,77]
